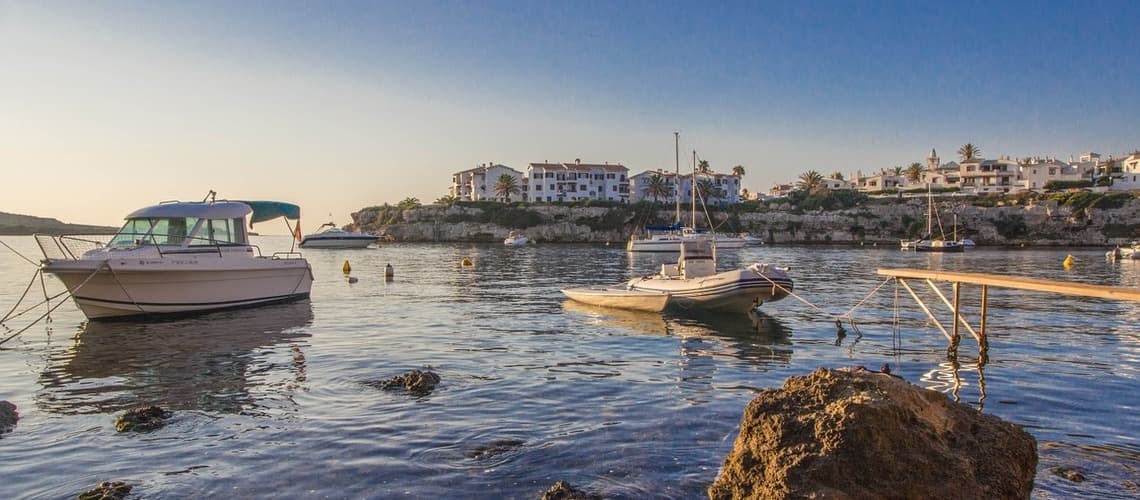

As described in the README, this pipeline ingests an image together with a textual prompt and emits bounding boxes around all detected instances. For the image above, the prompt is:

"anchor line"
[0,270,41,325]
[0,239,40,267]
[752,269,894,331]
[0,263,106,346]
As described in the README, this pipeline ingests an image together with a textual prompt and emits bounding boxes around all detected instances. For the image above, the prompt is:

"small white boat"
[504,231,529,246]
[565,238,793,313]
[300,222,379,248]
[560,286,670,312]
[37,194,314,319]
[1107,242,1140,260]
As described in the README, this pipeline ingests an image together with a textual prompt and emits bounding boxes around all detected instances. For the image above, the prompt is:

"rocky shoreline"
[348,197,1140,247]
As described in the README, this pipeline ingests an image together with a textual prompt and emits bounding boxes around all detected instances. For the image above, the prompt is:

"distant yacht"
[299,222,379,249]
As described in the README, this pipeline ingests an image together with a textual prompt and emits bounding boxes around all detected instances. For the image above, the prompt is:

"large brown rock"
[709,368,1037,499]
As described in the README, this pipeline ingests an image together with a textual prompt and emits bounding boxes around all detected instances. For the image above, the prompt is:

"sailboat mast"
[674,132,680,224]
[926,183,933,236]
[691,150,697,229]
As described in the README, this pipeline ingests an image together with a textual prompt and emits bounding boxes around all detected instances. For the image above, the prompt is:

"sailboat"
[627,134,746,252]
[900,185,964,253]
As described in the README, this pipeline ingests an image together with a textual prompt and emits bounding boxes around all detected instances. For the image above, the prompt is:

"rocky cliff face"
[349,198,1140,246]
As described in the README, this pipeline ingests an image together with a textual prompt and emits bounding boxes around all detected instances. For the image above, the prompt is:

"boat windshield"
[109,217,196,247]
[187,217,247,246]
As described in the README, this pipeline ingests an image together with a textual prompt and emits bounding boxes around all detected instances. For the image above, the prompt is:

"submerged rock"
[540,480,601,500]
[369,369,441,396]
[466,439,525,459]
[77,480,132,500]
[114,406,172,432]
[1050,466,1087,482]
[0,400,17,436]
[709,367,1038,499]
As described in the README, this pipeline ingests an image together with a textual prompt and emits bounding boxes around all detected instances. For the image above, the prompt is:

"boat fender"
[342,260,351,274]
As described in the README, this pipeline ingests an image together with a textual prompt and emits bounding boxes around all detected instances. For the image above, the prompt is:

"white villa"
[524,160,630,202]
[628,170,742,206]
[450,163,526,201]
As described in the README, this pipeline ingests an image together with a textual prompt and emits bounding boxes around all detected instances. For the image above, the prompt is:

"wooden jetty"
[876,268,1140,357]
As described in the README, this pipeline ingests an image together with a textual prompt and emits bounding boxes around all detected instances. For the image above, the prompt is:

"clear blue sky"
[2,0,1137,229]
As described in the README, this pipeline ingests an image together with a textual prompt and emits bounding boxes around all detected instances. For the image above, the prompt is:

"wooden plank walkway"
[877,268,1140,302]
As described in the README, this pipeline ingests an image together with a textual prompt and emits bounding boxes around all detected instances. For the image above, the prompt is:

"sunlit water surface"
[1,236,1138,498]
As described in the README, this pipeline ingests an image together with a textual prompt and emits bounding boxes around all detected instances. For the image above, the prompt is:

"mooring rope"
[0,239,40,267]
[754,269,894,328]
[0,271,41,325]
[0,263,106,346]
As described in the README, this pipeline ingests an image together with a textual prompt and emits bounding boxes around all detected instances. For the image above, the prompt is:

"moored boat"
[564,238,793,313]
[300,222,379,248]
[504,231,529,246]
[37,194,314,319]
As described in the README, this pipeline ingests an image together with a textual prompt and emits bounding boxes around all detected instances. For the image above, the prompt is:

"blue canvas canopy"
[644,222,682,231]
[237,201,302,226]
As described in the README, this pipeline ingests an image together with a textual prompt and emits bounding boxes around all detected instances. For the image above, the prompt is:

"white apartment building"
[526,161,630,202]
[450,164,526,201]
[629,170,742,205]
[1114,152,1140,189]
[1017,157,1081,191]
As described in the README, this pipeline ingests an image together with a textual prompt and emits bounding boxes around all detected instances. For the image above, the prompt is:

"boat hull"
[43,258,314,319]
[561,287,670,312]
[627,267,793,312]
[299,236,378,249]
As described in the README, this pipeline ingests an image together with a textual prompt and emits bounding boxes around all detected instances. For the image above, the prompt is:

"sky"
[2,0,1138,231]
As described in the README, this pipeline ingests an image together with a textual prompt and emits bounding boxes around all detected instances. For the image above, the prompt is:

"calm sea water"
[1,235,1138,499]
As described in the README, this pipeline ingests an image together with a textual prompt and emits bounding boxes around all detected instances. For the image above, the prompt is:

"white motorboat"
[300,222,379,248]
[504,231,529,246]
[565,238,793,313]
[37,194,314,319]
[1107,242,1140,260]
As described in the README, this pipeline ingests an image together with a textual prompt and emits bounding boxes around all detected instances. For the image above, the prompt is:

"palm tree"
[958,143,981,162]
[732,165,745,177]
[434,195,458,207]
[397,197,421,210]
[698,160,711,174]
[905,162,925,184]
[642,173,670,203]
[796,170,825,194]
[891,166,904,176]
[830,171,845,180]
[494,174,521,202]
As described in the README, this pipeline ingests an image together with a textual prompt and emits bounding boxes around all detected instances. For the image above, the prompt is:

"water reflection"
[921,357,988,411]
[36,302,313,415]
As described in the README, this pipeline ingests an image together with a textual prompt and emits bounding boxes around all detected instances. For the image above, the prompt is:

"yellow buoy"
[460,257,472,266]
[342,260,351,273]
[1063,254,1074,268]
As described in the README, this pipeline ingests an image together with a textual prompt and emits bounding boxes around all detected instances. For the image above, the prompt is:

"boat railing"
[34,233,114,261]
[272,251,305,260]
[36,232,268,260]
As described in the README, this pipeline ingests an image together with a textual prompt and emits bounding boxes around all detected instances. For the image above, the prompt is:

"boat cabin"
[109,201,254,248]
